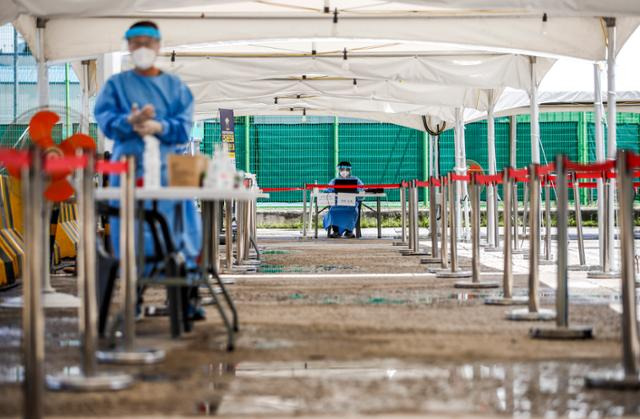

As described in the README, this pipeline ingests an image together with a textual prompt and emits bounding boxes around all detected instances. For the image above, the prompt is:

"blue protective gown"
[322,177,364,234]
[94,70,202,271]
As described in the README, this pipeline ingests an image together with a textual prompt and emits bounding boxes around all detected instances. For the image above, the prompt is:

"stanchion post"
[454,174,498,289]
[393,184,407,246]
[506,163,555,321]
[429,179,438,258]
[48,153,134,389]
[212,201,221,274]
[437,173,471,278]
[586,149,640,388]
[522,182,529,237]
[587,172,619,278]
[440,178,448,269]
[544,179,552,260]
[95,156,164,365]
[530,155,593,339]
[302,188,307,238]
[225,200,232,269]
[572,173,586,266]
[486,169,527,305]
[23,149,44,418]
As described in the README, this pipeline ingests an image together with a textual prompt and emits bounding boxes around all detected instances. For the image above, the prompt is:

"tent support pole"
[333,116,339,176]
[422,131,428,207]
[487,91,497,248]
[606,17,617,272]
[36,19,49,108]
[244,116,250,172]
[594,63,605,270]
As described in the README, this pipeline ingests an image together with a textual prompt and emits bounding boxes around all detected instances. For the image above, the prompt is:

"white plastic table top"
[94,186,269,201]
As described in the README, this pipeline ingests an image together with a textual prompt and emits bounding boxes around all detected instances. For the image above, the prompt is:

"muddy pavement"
[0,236,636,417]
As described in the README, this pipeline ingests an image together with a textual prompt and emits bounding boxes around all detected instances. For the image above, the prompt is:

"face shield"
[125,26,161,70]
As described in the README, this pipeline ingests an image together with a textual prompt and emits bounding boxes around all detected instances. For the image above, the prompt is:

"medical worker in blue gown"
[323,161,364,238]
[94,21,204,319]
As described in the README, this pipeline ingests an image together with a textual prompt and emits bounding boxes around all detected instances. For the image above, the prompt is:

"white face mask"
[131,47,157,70]
[339,170,350,178]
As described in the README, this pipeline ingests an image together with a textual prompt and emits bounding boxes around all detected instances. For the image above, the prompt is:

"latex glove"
[133,119,163,137]
[127,103,156,125]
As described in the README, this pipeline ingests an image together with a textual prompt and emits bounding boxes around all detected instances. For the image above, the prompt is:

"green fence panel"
[339,122,423,202]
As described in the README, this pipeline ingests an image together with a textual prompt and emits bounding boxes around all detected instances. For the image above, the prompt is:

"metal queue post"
[539,176,555,265]
[420,178,441,263]
[485,179,502,253]
[485,168,528,305]
[96,157,165,365]
[426,178,441,262]
[587,168,620,279]
[48,152,134,390]
[425,177,449,273]
[402,180,429,256]
[568,172,592,271]
[506,163,555,321]
[439,177,449,270]
[392,182,408,246]
[510,169,528,255]
[225,200,233,271]
[454,173,499,289]
[530,155,593,339]
[19,149,44,418]
[586,149,640,389]
[437,173,471,279]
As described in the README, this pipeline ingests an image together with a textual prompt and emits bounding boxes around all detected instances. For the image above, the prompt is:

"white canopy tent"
[3,0,639,261]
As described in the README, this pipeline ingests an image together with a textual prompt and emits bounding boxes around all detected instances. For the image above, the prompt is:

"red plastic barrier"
[262,187,305,192]
[627,151,640,170]
[576,182,598,189]
[305,183,400,190]
[44,154,88,174]
[95,159,128,174]
[508,167,528,179]
[535,162,556,177]
[574,171,603,180]
[564,159,615,173]
[0,148,30,170]
[450,173,470,182]
[474,173,502,185]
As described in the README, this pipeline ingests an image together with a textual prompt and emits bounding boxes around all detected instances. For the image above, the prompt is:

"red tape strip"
[44,155,88,174]
[627,151,640,170]
[475,173,502,185]
[450,174,470,182]
[262,187,304,192]
[0,148,30,170]
[95,160,128,174]
[305,183,400,190]
[574,171,603,180]
[564,159,615,173]
[535,162,556,177]
[508,167,528,178]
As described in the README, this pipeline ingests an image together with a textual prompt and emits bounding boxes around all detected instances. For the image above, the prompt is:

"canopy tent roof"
[150,46,554,128]
[465,28,640,122]
[4,1,640,62]
[4,0,640,131]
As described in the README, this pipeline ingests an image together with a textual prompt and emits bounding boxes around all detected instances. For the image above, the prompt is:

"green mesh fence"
[199,114,640,204]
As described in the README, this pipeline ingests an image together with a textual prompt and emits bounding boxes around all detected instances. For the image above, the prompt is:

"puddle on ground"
[261,250,290,255]
[201,359,640,417]
[258,264,353,274]
[276,291,633,307]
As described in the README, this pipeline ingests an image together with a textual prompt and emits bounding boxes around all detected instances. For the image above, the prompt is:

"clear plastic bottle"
[143,134,161,188]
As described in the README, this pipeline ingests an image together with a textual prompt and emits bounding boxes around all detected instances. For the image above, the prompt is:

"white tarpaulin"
[4,1,640,62]
[160,53,549,91]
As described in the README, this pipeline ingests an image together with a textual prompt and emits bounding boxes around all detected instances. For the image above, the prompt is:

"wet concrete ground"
[0,227,638,417]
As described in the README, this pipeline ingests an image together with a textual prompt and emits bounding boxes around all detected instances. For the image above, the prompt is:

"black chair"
[96,202,194,339]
